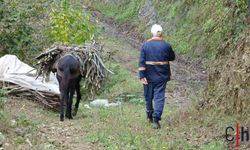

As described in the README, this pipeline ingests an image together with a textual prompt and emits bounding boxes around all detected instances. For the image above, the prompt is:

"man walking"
[138,24,175,129]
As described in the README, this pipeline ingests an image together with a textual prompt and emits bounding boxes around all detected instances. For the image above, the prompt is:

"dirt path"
[2,8,208,150]
[4,98,100,150]
[91,9,207,110]
[36,120,93,150]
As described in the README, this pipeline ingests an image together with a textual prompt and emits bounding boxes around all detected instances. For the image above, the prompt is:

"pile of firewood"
[0,41,112,111]
[0,82,60,111]
[36,41,113,97]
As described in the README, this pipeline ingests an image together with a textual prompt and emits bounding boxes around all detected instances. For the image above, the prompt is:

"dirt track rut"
[91,9,207,110]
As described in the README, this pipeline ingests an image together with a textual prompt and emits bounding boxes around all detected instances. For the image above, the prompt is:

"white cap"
[151,24,163,35]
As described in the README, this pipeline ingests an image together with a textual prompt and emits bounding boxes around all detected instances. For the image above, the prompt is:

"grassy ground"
[0,0,248,149]
[1,96,235,149]
[85,0,143,21]
[95,31,141,100]
[80,103,227,150]
[0,24,235,150]
[0,32,234,150]
[85,0,247,66]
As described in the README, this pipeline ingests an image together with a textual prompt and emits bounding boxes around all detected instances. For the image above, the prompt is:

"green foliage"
[16,113,31,127]
[0,0,51,62]
[92,0,143,21]
[128,98,144,104]
[0,0,96,62]
[0,89,6,109]
[81,103,228,149]
[0,0,34,60]
[152,0,248,59]
[198,140,224,150]
[83,33,142,100]
[91,0,248,60]
[14,136,25,144]
[0,110,9,132]
[47,1,95,44]
[115,0,142,21]
[96,63,141,100]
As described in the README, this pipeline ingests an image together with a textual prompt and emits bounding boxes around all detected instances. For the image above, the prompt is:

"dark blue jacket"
[138,38,175,82]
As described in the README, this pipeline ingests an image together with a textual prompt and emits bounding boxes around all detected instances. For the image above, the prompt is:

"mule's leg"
[60,88,69,121]
[73,77,81,116]
[57,74,69,121]
[60,92,67,121]
[66,82,75,119]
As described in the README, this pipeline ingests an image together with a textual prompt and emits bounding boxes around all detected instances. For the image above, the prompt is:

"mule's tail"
[61,67,70,91]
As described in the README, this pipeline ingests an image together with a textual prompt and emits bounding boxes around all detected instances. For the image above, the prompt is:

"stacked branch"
[0,82,60,111]
[36,41,113,98]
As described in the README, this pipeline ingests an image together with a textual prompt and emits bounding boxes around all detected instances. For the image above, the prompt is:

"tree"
[47,0,95,45]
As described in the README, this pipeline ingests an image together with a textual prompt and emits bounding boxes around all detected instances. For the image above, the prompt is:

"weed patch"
[92,0,143,21]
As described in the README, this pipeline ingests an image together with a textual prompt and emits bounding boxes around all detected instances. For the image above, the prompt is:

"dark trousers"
[143,81,166,121]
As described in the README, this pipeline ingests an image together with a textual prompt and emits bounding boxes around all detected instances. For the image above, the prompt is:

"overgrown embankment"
[0,0,249,149]
[85,0,245,59]
[84,0,250,115]
[205,27,250,115]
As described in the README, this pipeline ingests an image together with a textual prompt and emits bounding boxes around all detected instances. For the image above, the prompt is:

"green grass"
[98,63,141,100]
[87,0,247,61]
[95,32,141,100]
[0,110,9,133]
[198,140,224,150]
[82,103,171,149]
[0,90,55,148]
[78,102,230,149]
[75,24,230,149]
[0,96,235,149]
[0,97,233,149]
[0,88,8,132]
[154,0,246,60]
[0,88,7,109]
[92,0,143,21]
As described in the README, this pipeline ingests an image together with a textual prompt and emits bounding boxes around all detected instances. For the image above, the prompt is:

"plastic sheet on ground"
[0,55,59,94]
[90,99,122,107]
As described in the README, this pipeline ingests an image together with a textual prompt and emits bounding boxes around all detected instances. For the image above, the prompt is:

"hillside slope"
[84,0,250,115]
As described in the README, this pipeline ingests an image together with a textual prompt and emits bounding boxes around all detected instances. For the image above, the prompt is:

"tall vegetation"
[88,0,143,21]
[47,0,95,44]
[85,0,248,60]
[0,0,96,62]
[0,0,50,62]
[153,0,248,59]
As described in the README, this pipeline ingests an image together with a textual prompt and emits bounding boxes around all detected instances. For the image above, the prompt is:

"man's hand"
[140,78,148,85]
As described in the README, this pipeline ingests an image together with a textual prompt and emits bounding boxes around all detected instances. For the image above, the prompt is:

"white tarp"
[0,55,59,94]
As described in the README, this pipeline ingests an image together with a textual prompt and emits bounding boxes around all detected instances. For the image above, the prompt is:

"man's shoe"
[153,121,161,129]
[153,118,161,129]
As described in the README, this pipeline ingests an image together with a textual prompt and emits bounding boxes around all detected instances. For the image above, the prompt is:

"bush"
[0,0,51,63]
[0,0,96,62]
[47,0,96,44]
